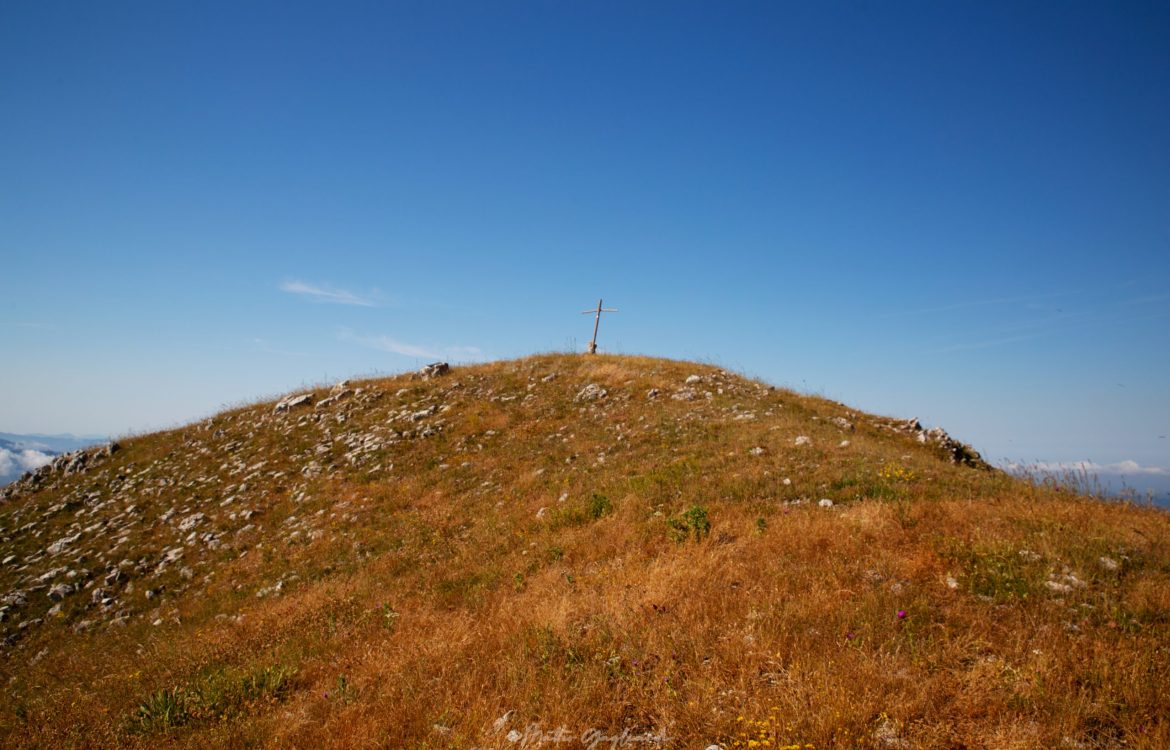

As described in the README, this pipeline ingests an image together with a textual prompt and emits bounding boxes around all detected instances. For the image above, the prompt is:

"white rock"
[685,374,702,384]
[575,384,608,402]
[795,436,812,447]
[178,512,206,532]
[274,394,313,413]
[1099,556,1119,571]
[47,533,81,555]
[818,498,834,508]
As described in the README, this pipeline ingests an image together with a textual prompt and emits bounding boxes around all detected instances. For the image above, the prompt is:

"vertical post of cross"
[581,298,618,354]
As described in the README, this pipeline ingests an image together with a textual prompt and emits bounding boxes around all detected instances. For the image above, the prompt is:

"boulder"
[274,394,313,413]
[575,384,608,402]
[418,362,450,380]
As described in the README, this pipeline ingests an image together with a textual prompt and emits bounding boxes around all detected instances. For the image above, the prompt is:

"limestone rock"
[418,362,450,380]
[274,394,313,413]
[575,384,608,402]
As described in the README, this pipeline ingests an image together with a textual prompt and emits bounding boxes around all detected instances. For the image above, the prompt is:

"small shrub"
[668,504,711,543]
[589,492,613,519]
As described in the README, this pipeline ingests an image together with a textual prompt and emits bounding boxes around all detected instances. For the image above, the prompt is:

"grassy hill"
[1,354,1167,749]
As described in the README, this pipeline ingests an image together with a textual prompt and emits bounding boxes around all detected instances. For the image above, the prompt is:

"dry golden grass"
[1,354,1167,749]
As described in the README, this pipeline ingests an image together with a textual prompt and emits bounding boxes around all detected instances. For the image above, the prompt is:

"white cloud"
[337,328,485,362]
[278,280,378,307]
[1005,460,1169,477]
[0,447,53,482]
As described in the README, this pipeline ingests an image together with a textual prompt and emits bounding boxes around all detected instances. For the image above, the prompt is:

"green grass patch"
[130,663,298,734]
[941,539,1043,602]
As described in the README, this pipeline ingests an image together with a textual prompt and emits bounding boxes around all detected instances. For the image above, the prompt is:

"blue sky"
[2,1,1168,486]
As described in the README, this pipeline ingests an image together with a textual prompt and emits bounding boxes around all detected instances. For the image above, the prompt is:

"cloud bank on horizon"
[1006,460,1169,476]
[0,447,53,485]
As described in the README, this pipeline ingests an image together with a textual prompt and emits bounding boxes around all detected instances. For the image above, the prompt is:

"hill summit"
[1,354,1167,749]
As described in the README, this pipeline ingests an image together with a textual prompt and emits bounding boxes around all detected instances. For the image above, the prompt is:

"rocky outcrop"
[879,417,988,469]
[416,362,450,380]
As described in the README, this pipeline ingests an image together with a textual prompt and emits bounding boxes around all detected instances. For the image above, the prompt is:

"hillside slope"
[1,354,1167,749]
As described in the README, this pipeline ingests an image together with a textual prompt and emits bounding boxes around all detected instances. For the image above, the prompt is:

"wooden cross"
[581,298,618,354]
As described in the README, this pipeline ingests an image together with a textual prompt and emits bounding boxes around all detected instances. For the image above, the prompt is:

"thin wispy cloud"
[279,280,379,307]
[337,328,485,361]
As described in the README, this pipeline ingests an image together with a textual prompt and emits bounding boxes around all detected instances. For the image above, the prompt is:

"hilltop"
[1,354,1167,749]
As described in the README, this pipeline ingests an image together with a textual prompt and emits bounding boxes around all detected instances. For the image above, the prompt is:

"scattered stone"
[1099,556,1120,571]
[274,394,313,413]
[873,716,910,749]
[1046,570,1087,594]
[794,436,812,447]
[47,533,81,556]
[575,384,608,402]
[748,447,765,456]
[48,583,75,600]
[178,512,206,532]
[685,374,702,385]
[818,498,834,508]
[646,388,660,399]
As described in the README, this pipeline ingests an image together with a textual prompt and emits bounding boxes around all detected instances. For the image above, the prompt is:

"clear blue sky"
[2,1,1168,483]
